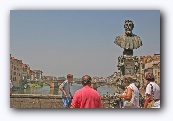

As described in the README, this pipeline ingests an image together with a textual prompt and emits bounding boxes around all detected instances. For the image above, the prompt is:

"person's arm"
[143,94,151,108]
[118,87,132,100]
[143,84,152,108]
[59,87,67,96]
[59,82,67,97]
[69,91,73,98]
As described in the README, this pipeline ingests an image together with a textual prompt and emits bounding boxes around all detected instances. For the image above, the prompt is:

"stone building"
[10,54,44,89]
[30,70,43,80]
[10,54,23,88]
[30,70,36,80]
[151,61,160,85]
[138,54,160,86]
[21,64,30,80]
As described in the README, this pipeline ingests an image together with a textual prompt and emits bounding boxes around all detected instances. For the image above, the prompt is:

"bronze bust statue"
[114,20,142,55]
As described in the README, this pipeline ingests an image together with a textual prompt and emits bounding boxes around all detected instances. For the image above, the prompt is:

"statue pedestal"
[117,55,139,78]
[124,55,135,76]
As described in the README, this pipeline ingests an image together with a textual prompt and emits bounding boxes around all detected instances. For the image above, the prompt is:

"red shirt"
[71,86,102,108]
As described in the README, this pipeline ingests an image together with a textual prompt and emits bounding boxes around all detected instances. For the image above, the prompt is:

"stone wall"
[10,94,117,108]
[10,94,64,108]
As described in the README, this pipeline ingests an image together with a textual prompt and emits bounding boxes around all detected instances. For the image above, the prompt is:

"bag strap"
[150,84,154,100]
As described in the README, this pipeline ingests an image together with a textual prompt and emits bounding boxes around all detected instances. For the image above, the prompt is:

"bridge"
[27,79,118,89]
[26,79,65,89]
[73,80,112,90]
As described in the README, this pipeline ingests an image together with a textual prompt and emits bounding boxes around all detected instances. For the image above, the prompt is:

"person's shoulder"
[150,82,156,86]
[74,88,83,95]
[127,84,133,89]
[63,80,68,83]
[152,82,159,87]
[131,83,138,89]
[146,83,152,89]
[91,89,100,96]
[60,80,68,86]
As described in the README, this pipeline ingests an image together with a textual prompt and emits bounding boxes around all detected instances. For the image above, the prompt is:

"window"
[13,72,16,75]
[23,68,26,72]
[158,72,160,76]
[155,70,157,74]
[13,77,15,81]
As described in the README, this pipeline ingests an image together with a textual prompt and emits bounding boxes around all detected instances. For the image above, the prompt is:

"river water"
[13,83,117,96]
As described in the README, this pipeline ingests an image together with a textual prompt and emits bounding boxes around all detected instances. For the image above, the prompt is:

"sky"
[10,10,160,78]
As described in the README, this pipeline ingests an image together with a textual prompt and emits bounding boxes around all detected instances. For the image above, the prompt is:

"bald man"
[70,75,102,108]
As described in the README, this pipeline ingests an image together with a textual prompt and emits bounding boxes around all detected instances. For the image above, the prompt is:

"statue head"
[124,20,134,36]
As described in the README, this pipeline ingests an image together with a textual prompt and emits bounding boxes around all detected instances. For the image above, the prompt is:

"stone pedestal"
[117,55,139,78]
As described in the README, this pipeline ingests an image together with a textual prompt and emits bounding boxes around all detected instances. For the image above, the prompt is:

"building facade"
[10,54,23,88]
[138,54,160,86]
[30,70,43,80]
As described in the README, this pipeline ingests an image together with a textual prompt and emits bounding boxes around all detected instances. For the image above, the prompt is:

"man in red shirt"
[70,75,102,108]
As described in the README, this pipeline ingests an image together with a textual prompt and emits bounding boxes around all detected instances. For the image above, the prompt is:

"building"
[153,62,160,84]
[30,70,43,80]
[21,64,30,81]
[35,70,43,80]
[26,64,31,80]
[92,77,99,82]
[138,54,160,86]
[10,54,23,88]
[30,70,36,80]
[20,64,30,89]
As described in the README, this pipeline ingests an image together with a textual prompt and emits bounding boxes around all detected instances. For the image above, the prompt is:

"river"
[13,83,118,96]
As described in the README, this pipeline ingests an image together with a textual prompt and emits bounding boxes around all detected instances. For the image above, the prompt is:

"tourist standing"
[59,74,73,108]
[143,73,160,108]
[118,77,140,108]
[70,75,102,108]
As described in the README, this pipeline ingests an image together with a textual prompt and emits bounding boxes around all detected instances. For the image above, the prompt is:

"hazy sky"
[10,10,160,78]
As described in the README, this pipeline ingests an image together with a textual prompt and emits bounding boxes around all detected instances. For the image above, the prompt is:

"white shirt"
[145,82,160,100]
[124,83,140,108]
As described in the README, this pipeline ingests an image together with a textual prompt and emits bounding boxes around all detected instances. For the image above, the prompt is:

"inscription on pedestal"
[124,59,135,76]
